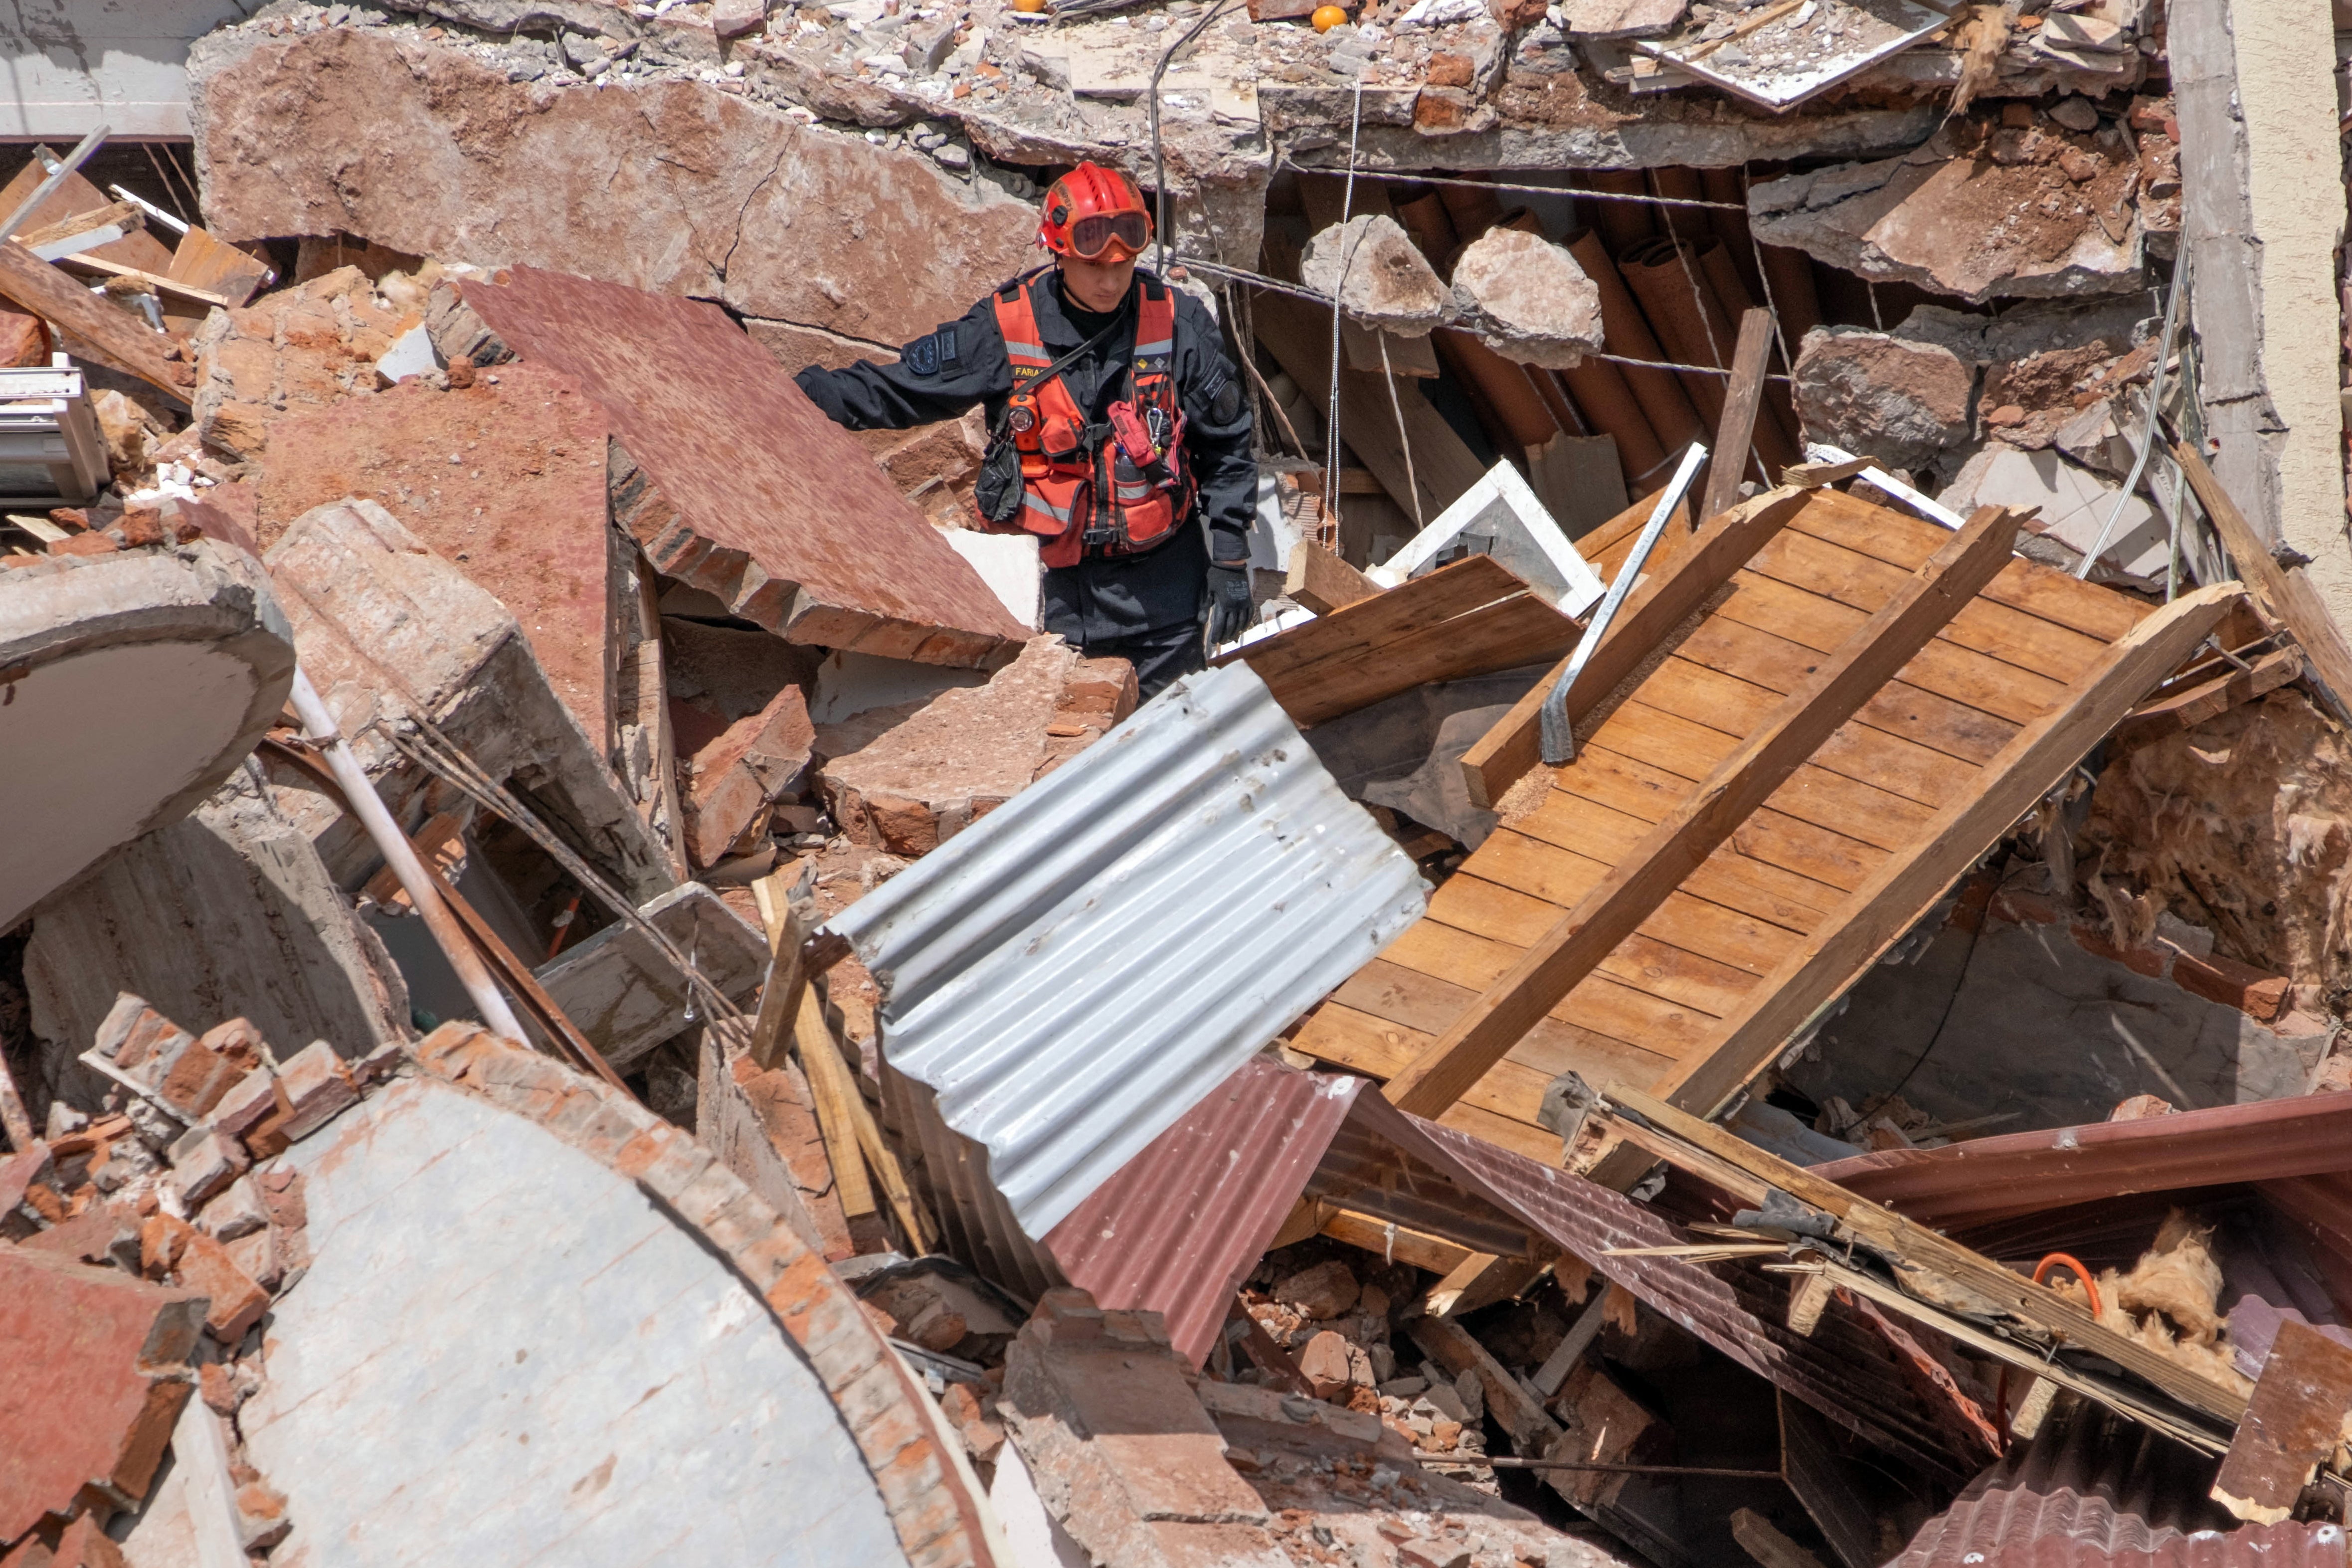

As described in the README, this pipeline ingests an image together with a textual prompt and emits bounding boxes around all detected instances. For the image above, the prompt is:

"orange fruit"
[1311,3,1348,28]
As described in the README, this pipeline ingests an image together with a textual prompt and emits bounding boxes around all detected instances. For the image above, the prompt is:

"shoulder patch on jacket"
[903,327,956,377]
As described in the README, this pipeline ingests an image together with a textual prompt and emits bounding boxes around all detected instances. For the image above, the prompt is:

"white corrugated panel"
[824,661,1428,1240]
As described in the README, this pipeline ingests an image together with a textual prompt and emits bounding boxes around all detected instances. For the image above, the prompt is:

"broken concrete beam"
[0,1246,206,1540]
[663,617,824,757]
[1447,226,1605,370]
[1000,1288,1288,1568]
[0,541,298,935]
[24,757,412,1106]
[535,883,768,1070]
[1301,215,1454,337]
[1792,327,1976,481]
[190,28,1038,349]
[1942,444,2168,591]
[263,497,673,902]
[1748,115,2145,304]
[682,685,815,871]
[461,266,1025,667]
[254,362,621,752]
[819,636,1125,857]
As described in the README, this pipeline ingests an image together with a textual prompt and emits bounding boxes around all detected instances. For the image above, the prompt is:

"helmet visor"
[1066,210,1150,260]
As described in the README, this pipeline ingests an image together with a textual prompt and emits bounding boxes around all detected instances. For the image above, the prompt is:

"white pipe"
[108,183,191,237]
[286,668,530,1044]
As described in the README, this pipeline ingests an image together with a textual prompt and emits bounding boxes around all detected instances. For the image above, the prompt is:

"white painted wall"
[1,0,255,138]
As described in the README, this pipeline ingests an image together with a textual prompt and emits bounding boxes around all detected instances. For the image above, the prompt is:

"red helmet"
[1038,162,1153,262]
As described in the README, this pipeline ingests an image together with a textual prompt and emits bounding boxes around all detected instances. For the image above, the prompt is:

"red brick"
[272,1041,358,1141]
[140,1214,270,1342]
[0,1249,204,1540]
[681,684,815,869]
[206,1069,277,1145]
[51,1514,126,1568]
[2171,950,2294,1023]
[411,1020,497,1077]
[47,532,116,557]
[2070,922,2167,979]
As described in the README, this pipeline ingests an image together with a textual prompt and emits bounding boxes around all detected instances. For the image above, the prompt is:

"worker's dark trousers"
[1087,618,1207,702]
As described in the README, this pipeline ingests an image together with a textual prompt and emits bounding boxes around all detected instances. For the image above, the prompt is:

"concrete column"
[2173,0,2352,627]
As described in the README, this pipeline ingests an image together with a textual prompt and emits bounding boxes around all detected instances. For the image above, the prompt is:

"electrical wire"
[1147,0,1242,277]
[1274,157,1750,213]
[2074,249,2190,580]
[1323,73,1369,525]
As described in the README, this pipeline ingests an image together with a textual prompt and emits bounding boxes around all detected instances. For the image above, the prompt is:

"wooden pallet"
[1291,485,2237,1162]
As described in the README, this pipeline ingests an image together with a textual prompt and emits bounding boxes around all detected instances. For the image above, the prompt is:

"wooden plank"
[1731,1508,1829,1568]
[50,251,232,308]
[1284,539,1380,614]
[1431,875,1775,1003]
[1439,869,1800,978]
[0,154,174,273]
[1512,795,1848,923]
[1645,581,2239,1121]
[2113,645,2301,742]
[167,226,270,308]
[11,199,140,251]
[1222,553,1578,726]
[1386,509,2020,1118]
[1428,1253,1551,1318]
[1557,749,1886,893]
[0,240,190,397]
[1608,1084,2249,1427]
[1701,309,1775,524]
[1486,823,1831,940]
[2211,1319,2352,1524]
[2176,440,2352,720]
[1325,963,1683,1087]
[1676,614,2022,765]
[1749,528,2113,677]
[1254,287,1487,524]
[1791,486,2153,644]
[1320,1207,1475,1274]
[1714,573,2071,725]
[1461,487,1813,809]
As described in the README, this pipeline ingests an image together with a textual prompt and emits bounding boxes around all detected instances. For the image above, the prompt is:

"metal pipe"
[108,183,191,237]
[286,668,530,1044]
[0,126,109,245]
[1539,441,1709,764]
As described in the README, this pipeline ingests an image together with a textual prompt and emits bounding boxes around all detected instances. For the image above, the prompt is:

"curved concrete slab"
[0,542,296,932]
[241,1073,914,1568]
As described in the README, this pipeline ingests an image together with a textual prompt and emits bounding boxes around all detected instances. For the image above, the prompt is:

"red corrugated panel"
[1891,1396,2348,1567]
[460,266,1026,665]
[1042,1058,1362,1367]
[1816,1094,2352,1231]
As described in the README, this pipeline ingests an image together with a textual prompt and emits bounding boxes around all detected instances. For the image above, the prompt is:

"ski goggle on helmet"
[1039,162,1154,262]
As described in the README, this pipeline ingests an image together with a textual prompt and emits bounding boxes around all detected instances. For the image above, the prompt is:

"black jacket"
[795,268,1255,643]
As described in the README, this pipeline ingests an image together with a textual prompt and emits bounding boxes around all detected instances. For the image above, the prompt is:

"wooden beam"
[50,251,232,309]
[1318,1206,1474,1275]
[795,987,878,1220]
[2211,1319,2352,1524]
[1731,1508,1829,1568]
[1642,580,2241,1122]
[11,199,140,252]
[0,239,190,398]
[1425,1252,1550,1318]
[1284,538,1380,615]
[2175,440,2352,719]
[1253,287,1488,526]
[1700,309,1775,526]
[1460,486,1809,810]
[1386,507,2021,1119]
[2113,644,2300,742]
[1608,1084,2250,1427]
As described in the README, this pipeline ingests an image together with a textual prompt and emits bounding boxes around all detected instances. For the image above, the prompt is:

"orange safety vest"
[984,273,1196,569]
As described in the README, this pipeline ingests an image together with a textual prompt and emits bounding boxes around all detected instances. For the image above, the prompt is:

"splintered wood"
[1289,485,2232,1160]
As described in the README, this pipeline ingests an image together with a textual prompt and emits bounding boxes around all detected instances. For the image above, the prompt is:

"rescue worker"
[794,162,1256,699]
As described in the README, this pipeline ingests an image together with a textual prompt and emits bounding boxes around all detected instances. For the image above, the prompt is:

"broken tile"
[0,1246,205,1539]
[141,1213,272,1342]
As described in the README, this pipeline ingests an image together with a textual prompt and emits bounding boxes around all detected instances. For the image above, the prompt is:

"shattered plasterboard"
[1369,460,1607,616]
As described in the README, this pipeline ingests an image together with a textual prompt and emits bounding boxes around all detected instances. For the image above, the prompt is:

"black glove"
[1203,561,1254,653]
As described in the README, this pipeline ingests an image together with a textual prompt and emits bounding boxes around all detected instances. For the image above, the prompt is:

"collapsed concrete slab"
[534,883,768,1070]
[1447,226,1605,370]
[1749,112,2146,304]
[817,636,1138,858]
[0,541,297,934]
[263,498,673,902]
[255,363,621,753]
[187,264,426,466]
[233,1031,965,1568]
[462,265,1027,668]
[24,767,413,1101]
[188,27,1039,352]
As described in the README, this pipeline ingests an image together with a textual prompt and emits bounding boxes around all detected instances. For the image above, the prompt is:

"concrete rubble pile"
[13,0,2352,1564]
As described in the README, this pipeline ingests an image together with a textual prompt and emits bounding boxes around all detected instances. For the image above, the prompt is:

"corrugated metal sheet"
[827,660,1428,1240]
[1043,1058,1363,1366]
[1891,1396,2348,1568]
[1818,1094,2352,1231]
